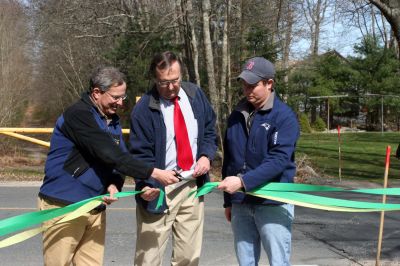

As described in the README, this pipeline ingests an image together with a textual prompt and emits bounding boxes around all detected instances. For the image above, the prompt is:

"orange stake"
[375,146,391,266]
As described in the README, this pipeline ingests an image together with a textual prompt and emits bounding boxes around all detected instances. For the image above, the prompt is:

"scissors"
[173,167,183,181]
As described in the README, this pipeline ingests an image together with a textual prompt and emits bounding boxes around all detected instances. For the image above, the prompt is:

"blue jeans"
[231,203,294,266]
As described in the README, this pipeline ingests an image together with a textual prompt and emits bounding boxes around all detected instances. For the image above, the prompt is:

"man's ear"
[91,88,101,100]
[266,79,274,91]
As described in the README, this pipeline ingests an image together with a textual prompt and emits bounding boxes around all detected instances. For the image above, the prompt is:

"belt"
[39,195,106,215]
[89,204,106,215]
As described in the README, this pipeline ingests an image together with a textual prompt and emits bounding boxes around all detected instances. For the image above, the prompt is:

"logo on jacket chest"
[260,122,271,131]
[110,133,120,145]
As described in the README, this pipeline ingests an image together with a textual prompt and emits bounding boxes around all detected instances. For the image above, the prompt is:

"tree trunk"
[282,1,293,90]
[186,0,200,86]
[173,0,182,46]
[311,105,317,124]
[0,0,31,126]
[381,10,390,48]
[201,0,222,146]
[220,0,230,127]
[174,0,191,80]
[239,0,246,61]
[369,0,400,58]
[303,0,328,56]
[371,5,376,40]
[227,45,232,115]
[176,0,200,85]
[142,0,150,31]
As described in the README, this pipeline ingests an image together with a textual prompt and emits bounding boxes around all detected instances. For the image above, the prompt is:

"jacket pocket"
[63,148,90,178]
[76,168,104,193]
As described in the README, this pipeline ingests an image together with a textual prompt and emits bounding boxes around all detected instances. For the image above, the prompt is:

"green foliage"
[288,51,355,115]
[244,25,278,62]
[349,35,400,127]
[350,35,400,95]
[312,116,326,132]
[106,23,179,126]
[287,36,400,130]
[299,113,312,133]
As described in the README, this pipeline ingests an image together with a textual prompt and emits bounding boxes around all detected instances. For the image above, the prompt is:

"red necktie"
[172,97,194,170]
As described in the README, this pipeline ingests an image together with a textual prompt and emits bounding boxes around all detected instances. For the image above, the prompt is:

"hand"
[217,176,243,194]
[140,186,160,201]
[102,184,119,205]
[224,207,232,222]
[151,168,180,186]
[193,156,210,178]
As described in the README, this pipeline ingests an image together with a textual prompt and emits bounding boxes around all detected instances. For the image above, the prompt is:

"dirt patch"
[0,155,44,182]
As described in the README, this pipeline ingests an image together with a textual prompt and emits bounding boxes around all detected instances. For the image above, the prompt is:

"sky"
[290,3,391,59]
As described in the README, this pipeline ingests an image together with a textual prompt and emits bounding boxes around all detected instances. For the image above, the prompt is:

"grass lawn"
[297,132,400,182]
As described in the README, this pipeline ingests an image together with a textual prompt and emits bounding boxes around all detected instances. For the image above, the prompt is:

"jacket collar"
[148,81,196,110]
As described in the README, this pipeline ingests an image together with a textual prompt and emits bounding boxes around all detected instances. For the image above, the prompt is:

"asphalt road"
[1,183,400,266]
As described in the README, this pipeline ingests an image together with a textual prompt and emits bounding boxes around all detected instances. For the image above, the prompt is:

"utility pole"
[365,94,400,135]
[309,95,349,131]
[381,96,383,134]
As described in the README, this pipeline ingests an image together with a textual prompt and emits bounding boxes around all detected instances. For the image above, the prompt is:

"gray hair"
[89,66,126,92]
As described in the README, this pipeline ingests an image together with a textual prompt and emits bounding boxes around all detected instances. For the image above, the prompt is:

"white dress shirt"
[160,88,198,172]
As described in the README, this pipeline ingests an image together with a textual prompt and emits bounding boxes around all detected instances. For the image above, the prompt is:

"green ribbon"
[189,182,219,197]
[3,182,400,248]
[0,189,165,238]
[191,182,400,212]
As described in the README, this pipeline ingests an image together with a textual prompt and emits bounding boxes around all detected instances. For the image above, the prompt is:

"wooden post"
[337,125,341,182]
[375,146,391,266]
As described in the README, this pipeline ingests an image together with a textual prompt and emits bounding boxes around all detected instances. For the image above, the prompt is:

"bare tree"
[368,0,400,58]
[30,0,125,117]
[201,0,222,144]
[0,0,32,126]
[219,0,231,128]
[300,0,330,56]
[280,0,295,87]
[337,0,398,57]
[178,0,201,85]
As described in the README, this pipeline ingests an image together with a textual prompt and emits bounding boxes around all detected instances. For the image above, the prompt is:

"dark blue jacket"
[222,93,300,207]
[129,81,218,213]
[39,92,154,204]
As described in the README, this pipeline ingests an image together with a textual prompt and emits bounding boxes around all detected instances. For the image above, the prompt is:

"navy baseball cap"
[237,57,275,84]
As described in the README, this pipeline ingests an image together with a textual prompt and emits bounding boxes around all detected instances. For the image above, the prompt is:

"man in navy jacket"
[38,66,179,266]
[129,51,217,266]
[218,57,300,266]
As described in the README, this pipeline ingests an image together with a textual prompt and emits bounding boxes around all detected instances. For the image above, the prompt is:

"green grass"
[297,132,400,182]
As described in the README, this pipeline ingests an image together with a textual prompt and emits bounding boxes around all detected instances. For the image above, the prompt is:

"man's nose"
[116,98,124,105]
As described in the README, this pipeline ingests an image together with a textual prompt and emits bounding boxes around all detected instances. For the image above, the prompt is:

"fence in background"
[0,128,130,148]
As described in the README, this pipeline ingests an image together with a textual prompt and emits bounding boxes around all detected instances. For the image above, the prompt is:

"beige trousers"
[134,181,205,266]
[38,197,106,266]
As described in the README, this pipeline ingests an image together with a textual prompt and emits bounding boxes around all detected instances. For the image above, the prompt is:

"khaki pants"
[38,197,106,266]
[134,181,204,266]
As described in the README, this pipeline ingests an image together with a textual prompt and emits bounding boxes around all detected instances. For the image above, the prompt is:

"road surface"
[0,183,399,266]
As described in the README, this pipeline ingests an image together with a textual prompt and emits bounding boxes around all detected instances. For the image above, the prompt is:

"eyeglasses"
[157,78,180,88]
[105,91,128,101]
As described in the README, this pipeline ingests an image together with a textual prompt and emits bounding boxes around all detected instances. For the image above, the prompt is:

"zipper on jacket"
[72,167,80,178]
[239,162,247,176]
